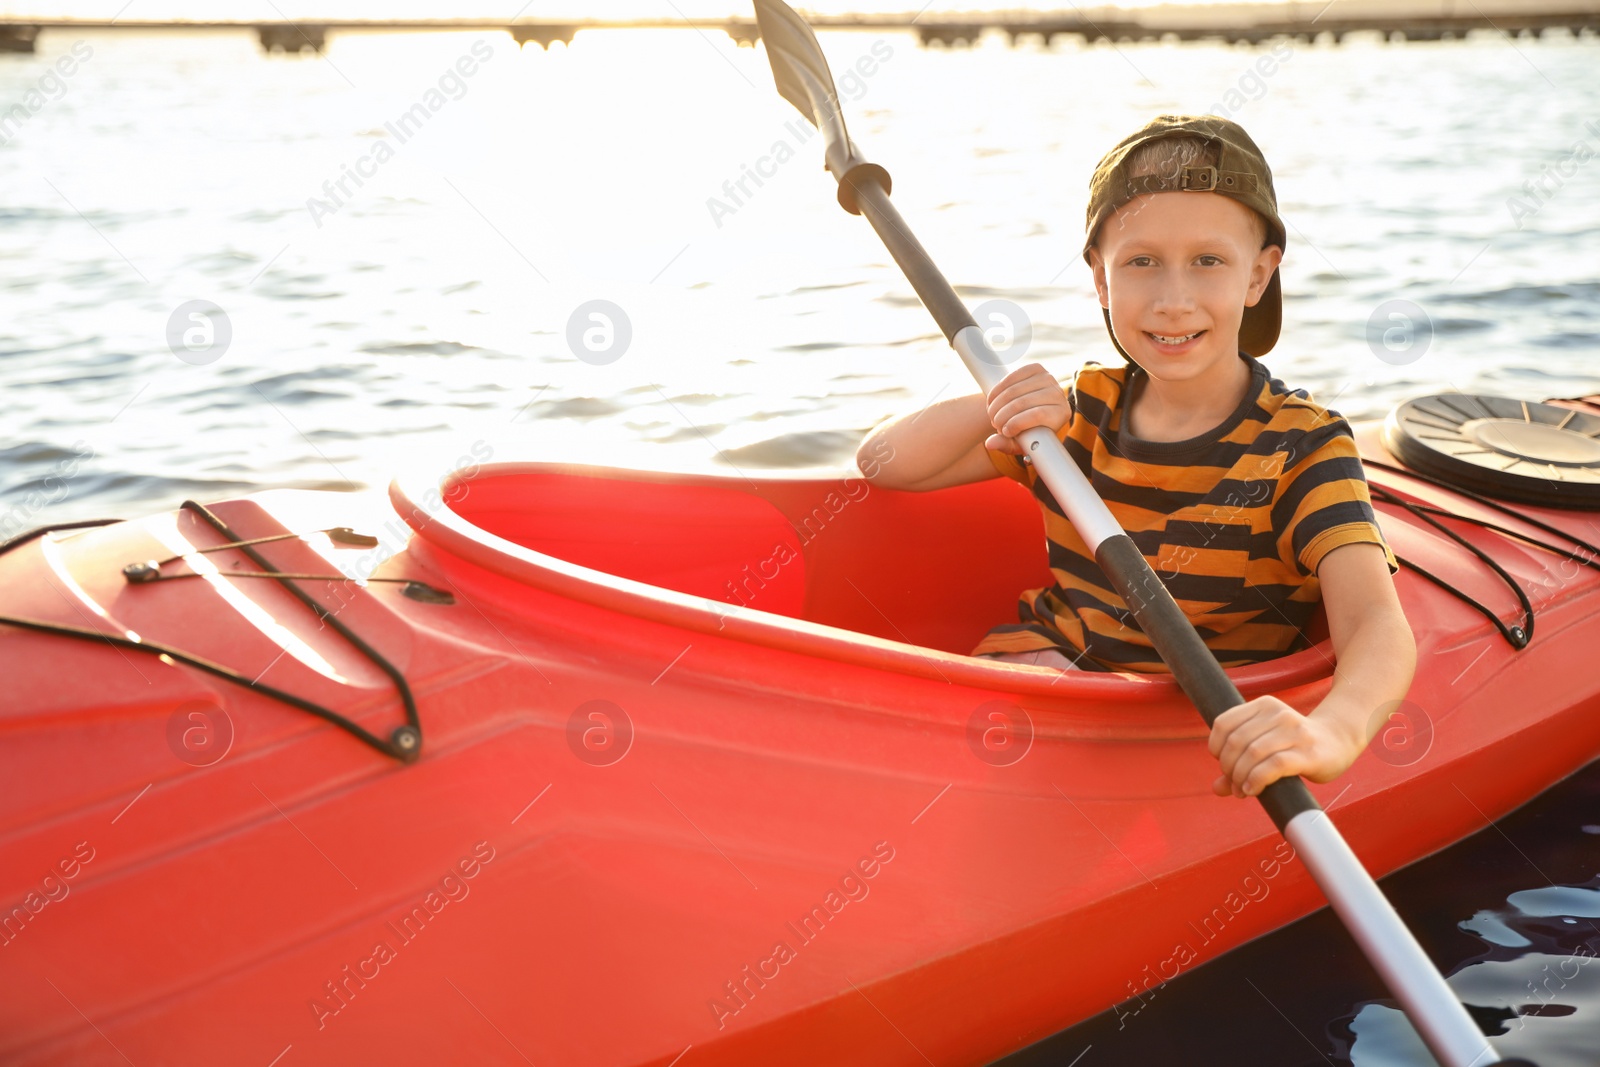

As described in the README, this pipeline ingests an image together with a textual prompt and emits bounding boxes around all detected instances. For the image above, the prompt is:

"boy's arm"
[855,364,1072,491]
[855,391,999,491]
[1208,542,1417,798]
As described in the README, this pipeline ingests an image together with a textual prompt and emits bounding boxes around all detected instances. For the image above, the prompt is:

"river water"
[1,22,1597,1065]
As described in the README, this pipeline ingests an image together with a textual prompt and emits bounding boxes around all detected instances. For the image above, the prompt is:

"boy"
[856,115,1416,800]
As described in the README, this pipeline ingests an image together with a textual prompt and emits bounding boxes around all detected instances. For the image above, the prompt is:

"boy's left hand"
[1208,696,1365,799]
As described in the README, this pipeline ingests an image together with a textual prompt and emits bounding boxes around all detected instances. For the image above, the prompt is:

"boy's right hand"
[985,363,1071,455]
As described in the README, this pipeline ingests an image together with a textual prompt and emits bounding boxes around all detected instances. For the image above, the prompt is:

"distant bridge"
[0,3,1595,54]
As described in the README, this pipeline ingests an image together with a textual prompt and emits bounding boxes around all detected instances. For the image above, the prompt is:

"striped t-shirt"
[972,353,1397,673]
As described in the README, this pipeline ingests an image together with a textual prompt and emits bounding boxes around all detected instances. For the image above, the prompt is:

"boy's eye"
[1125,254,1223,267]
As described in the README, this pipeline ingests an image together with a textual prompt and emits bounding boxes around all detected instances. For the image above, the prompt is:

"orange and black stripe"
[974,353,1397,673]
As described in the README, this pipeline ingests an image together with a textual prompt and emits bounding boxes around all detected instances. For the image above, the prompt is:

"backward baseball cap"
[1081,114,1287,360]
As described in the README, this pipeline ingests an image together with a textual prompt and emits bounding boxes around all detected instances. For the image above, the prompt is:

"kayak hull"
[3,418,1600,1065]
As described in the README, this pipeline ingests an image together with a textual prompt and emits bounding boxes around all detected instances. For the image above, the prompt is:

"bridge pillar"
[257,24,327,53]
[511,25,577,49]
[916,25,982,47]
[0,24,39,53]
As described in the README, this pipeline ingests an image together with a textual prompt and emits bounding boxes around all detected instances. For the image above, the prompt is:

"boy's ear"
[1245,244,1284,307]
[1087,247,1109,309]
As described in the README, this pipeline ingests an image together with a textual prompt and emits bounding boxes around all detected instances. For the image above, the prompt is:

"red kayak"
[3,393,1600,1066]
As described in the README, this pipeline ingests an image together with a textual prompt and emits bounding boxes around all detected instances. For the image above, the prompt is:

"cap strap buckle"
[1179,165,1218,191]
[1119,166,1259,199]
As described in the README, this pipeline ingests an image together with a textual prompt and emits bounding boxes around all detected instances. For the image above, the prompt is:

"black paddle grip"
[1094,535,1321,833]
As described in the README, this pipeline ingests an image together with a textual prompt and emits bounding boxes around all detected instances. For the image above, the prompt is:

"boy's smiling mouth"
[1146,329,1206,351]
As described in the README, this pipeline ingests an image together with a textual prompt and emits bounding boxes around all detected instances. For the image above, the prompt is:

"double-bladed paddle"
[749,3,1520,1064]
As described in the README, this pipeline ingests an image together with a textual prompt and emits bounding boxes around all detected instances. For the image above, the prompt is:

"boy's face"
[1087,191,1282,382]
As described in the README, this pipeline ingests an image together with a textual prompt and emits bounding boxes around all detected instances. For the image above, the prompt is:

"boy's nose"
[1152,269,1198,314]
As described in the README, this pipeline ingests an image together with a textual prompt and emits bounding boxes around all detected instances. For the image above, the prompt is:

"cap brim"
[1239,266,1282,358]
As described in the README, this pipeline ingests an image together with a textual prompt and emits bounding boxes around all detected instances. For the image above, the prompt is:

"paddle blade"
[752,0,840,131]
[750,0,892,215]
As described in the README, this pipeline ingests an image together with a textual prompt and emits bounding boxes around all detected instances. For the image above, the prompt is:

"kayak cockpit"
[438,464,1050,652]
[391,462,1340,697]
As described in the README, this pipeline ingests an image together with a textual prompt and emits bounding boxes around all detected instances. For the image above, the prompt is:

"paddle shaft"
[846,173,1501,1067]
